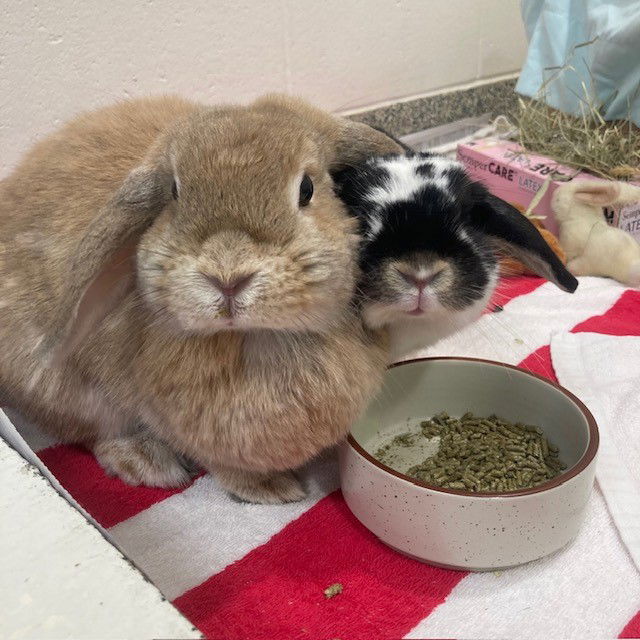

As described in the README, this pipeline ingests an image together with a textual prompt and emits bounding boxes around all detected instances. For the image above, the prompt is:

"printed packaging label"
[457,139,640,241]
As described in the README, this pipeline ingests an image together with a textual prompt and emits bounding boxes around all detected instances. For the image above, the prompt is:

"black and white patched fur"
[334,151,578,360]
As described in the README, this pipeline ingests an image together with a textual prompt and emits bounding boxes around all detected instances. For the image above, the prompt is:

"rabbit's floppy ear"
[468,184,578,293]
[252,94,402,167]
[41,163,172,363]
[331,119,403,168]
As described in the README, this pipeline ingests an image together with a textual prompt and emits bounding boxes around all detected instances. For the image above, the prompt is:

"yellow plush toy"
[552,180,640,287]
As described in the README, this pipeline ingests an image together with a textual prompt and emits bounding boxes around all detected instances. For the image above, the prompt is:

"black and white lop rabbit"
[335,152,578,360]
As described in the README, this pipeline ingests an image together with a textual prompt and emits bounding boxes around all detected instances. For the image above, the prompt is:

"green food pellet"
[373,412,566,493]
[323,583,343,599]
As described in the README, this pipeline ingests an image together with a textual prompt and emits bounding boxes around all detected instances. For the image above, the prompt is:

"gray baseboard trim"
[348,77,518,138]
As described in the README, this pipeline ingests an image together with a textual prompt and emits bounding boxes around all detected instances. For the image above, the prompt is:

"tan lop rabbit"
[0,95,402,503]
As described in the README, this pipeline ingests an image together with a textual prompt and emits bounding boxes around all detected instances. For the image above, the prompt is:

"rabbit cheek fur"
[335,153,578,361]
[0,96,198,445]
[0,95,401,503]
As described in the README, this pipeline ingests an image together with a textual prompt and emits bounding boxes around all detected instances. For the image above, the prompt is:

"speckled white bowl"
[339,357,598,571]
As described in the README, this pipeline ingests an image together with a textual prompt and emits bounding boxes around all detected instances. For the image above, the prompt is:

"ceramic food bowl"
[339,357,598,571]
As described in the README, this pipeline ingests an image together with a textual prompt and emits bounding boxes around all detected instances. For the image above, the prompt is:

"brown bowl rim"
[346,356,599,498]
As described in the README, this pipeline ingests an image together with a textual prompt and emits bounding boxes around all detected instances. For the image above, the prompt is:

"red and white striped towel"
[12,276,640,639]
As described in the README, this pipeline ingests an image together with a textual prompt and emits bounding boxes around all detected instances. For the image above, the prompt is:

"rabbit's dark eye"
[171,179,179,200]
[299,174,313,207]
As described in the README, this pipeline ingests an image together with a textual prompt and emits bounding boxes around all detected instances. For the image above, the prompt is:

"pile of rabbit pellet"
[374,412,566,492]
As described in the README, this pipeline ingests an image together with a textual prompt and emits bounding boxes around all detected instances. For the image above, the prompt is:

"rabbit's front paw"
[215,466,306,504]
[94,432,193,488]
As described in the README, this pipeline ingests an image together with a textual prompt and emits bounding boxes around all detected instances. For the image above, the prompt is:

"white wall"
[0,0,526,178]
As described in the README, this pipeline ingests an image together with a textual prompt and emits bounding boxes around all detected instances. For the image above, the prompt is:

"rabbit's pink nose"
[396,269,436,291]
[204,272,256,298]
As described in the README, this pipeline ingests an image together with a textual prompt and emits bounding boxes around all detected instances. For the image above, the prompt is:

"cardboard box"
[457,139,640,240]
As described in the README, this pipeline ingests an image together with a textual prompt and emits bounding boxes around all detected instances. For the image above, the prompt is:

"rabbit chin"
[370,289,494,363]
[166,299,344,335]
[384,304,482,362]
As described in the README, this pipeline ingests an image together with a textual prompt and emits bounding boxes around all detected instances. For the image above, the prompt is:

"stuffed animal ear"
[572,181,621,205]
[41,164,172,363]
[572,180,640,207]
[468,185,578,293]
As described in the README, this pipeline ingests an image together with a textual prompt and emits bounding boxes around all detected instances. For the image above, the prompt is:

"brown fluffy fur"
[0,95,401,502]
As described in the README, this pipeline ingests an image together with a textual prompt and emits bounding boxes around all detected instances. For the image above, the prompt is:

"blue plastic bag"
[516,0,640,125]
